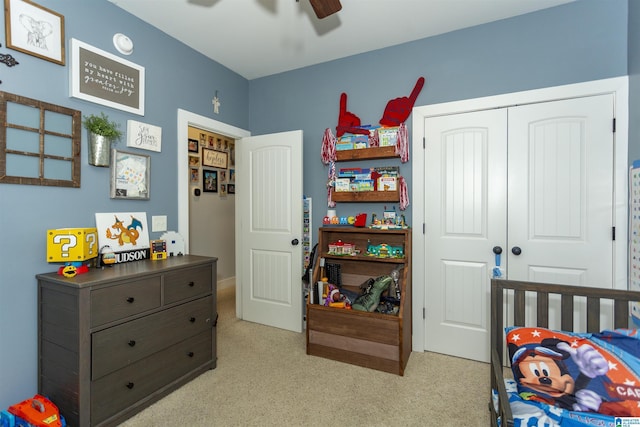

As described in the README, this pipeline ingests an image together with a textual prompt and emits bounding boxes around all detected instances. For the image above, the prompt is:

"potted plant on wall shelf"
[82,112,122,167]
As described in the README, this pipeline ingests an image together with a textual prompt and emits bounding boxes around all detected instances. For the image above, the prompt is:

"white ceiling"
[109,0,574,80]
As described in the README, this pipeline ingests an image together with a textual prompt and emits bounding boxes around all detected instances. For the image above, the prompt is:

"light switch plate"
[152,215,167,232]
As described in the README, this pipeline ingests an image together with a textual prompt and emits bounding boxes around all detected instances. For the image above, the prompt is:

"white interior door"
[236,130,304,333]
[423,95,615,362]
[507,95,614,286]
[423,109,507,362]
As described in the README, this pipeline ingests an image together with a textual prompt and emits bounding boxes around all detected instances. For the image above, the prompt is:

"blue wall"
[249,0,628,230]
[0,0,631,409]
[0,0,249,407]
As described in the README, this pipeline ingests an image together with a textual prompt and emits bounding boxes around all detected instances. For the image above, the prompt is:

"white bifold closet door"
[423,94,614,362]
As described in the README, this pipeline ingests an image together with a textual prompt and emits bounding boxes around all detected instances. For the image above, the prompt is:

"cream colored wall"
[188,126,236,283]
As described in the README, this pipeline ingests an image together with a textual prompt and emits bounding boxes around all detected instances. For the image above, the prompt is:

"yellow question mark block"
[47,228,98,262]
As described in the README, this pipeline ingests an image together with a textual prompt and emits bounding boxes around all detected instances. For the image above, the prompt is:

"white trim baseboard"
[218,276,235,290]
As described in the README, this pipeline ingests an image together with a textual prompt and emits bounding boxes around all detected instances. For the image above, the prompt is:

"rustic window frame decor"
[0,91,81,187]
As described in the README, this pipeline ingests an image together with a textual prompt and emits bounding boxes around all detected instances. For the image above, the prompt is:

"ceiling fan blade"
[309,0,342,19]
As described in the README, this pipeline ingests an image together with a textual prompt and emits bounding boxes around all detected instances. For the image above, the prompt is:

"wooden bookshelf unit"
[306,227,412,375]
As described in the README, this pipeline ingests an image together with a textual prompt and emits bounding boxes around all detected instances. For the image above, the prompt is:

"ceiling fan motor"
[306,0,342,19]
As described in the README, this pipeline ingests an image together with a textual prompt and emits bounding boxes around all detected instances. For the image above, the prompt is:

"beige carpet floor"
[119,286,491,426]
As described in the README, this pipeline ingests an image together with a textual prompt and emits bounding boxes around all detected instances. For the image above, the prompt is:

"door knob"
[512,246,522,256]
[291,238,299,246]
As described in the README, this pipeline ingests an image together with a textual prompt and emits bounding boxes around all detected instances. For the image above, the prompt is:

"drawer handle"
[128,340,136,347]
[189,317,196,323]
[126,382,135,389]
[187,351,194,358]
[126,297,135,303]
[188,281,195,287]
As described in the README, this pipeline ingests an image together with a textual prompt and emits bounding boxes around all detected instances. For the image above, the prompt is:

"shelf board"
[336,146,398,161]
[332,190,399,203]
[322,253,407,264]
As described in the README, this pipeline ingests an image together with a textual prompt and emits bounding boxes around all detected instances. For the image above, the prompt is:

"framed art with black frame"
[203,169,217,193]
[202,148,228,169]
[188,138,199,153]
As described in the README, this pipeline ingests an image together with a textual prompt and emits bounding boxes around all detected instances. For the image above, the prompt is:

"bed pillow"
[505,326,640,416]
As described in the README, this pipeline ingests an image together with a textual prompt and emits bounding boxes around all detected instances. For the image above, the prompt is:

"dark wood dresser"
[36,255,217,427]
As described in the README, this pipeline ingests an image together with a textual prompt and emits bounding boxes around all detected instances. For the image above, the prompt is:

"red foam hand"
[379,77,425,127]
[336,92,370,137]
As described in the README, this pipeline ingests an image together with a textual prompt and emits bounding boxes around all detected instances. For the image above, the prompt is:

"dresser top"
[37,255,217,288]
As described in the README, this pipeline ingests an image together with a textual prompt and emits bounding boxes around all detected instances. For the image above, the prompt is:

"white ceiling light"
[113,33,134,55]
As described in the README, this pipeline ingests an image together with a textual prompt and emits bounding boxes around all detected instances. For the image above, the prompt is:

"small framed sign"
[126,120,162,152]
[202,148,228,169]
[70,38,145,115]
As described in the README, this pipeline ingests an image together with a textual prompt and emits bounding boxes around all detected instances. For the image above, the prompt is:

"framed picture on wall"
[202,149,228,169]
[203,169,217,193]
[126,120,162,152]
[188,138,199,153]
[229,141,235,167]
[110,149,150,200]
[5,0,65,65]
[228,184,235,194]
[69,38,145,115]
[190,167,199,184]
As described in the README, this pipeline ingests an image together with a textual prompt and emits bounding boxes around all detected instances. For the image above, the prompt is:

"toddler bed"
[490,279,640,426]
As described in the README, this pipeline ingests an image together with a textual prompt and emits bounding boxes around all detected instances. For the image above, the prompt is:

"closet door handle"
[188,281,195,287]
[128,340,136,347]
[492,246,502,266]
[126,297,135,303]
[187,351,195,358]
[126,382,135,389]
[512,246,522,256]
[189,317,196,323]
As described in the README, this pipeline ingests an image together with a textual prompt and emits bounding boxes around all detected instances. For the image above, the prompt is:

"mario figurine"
[509,338,609,412]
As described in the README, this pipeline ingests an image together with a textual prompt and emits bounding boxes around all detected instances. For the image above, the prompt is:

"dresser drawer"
[164,265,212,304]
[91,276,161,327]
[92,296,213,380]
[91,331,212,426]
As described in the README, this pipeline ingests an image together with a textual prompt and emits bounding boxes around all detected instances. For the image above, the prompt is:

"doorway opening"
[177,109,250,316]
[187,126,237,289]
